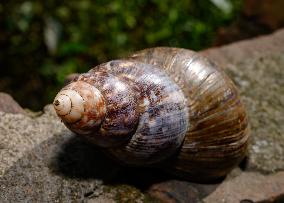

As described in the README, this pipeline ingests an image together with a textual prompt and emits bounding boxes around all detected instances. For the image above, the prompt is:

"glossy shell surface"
[53,47,249,181]
[128,47,249,180]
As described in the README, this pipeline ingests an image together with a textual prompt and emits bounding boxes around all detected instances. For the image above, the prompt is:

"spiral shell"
[53,47,249,181]
[127,48,249,180]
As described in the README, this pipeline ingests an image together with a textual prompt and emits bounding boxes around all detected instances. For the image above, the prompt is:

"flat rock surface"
[204,171,284,203]
[0,106,153,202]
[1,29,284,202]
[201,29,284,67]
[226,53,284,172]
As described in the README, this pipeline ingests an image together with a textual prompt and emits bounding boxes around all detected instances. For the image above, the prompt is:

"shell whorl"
[96,60,189,164]
[54,60,189,163]
[53,90,83,121]
[53,47,249,181]
[127,47,249,180]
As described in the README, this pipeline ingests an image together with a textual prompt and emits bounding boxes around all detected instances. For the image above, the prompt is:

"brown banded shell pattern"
[91,61,189,165]
[128,47,249,180]
[65,60,189,164]
[63,71,140,147]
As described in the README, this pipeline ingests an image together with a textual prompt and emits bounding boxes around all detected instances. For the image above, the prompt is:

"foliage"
[0,0,242,110]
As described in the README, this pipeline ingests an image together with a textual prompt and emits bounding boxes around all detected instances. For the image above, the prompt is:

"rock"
[204,171,284,203]
[0,105,152,202]
[147,180,218,203]
[201,28,284,67]
[226,53,284,172]
[0,92,25,114]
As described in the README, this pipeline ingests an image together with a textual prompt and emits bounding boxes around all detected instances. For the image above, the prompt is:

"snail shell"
[53,47,249,181]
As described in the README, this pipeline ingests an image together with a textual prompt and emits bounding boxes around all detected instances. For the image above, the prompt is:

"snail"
[53,47,249,181]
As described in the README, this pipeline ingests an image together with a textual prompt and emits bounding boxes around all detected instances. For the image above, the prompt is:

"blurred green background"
[0,0,257,110]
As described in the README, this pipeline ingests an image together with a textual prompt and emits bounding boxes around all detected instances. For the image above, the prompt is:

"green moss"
[102,184,158,203]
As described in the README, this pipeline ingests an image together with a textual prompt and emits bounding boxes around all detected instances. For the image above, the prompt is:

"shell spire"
[53,81,106,134]
[53,89,85,123]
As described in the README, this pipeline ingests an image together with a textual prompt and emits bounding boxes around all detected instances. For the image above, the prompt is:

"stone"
[204,171,284,203]
[147,180,218,203]
[226,53,284,172]
[0,92,25,114]
[0,105,152,202]
[201,28,284,68]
